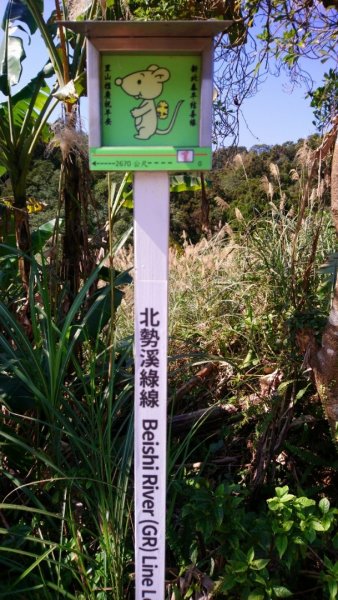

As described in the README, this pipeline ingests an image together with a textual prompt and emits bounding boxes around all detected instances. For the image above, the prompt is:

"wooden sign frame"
[64,21,230,171]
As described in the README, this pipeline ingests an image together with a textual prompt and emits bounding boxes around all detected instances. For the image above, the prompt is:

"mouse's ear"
[153,68,170,82]
[147,65,159,72]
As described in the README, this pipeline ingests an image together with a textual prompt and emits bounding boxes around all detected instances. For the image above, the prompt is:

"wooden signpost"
[64,19,230,600]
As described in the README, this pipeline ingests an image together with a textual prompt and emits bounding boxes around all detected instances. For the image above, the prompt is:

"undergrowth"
[1,203,338,598]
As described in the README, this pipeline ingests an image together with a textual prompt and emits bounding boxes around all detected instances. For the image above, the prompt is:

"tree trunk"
[61,150,83,299]
[310,132,338,443]
[13,193,31,289]
[200,173,210,234]
[331,128,338,234]
[314,280,338,443]
[57,106,91,305]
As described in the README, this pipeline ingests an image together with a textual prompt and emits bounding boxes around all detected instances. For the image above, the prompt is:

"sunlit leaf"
[0,196,14,209]
[0,74,51,140]
[273,587,293,598]
[170,174,211,193]
[250,558,270,570]
[52,80,79,103]
[31,218,61,255]
[319,497,330,514]
[0,33,26,93]
[248,592,264,600]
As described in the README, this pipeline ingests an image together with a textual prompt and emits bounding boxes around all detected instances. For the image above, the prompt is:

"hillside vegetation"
[1,135,338,598]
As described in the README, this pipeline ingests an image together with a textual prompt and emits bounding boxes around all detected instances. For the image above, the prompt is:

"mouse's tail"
[156,100,184,135]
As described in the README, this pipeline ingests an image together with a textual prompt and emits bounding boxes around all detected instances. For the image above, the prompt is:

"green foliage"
[268,486,336,559]
[167,482,338,599]
[26,159,60,202]
[0,251,134,598]
[0,218,62,296]
[1,0,43,35]
[309,69,338,130]
[0,245,131,412]
[0,31,26,94]
[0,4,337,595]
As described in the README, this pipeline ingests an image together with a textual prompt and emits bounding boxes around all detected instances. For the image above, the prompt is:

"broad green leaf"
[281,520,294,532]
[122,197,133,209]
[74,73,86,98]
[97,266,132,286]
[277,380,294,392]
[12,74,49,111]
[292,535,305,545]
[321,514,334,531]
[2,0,44,35]
[230,560,248,573]
[40,60,54,78]
[267,498,281,511]
[251,558,270,570]
[275,486,289,498]
[247,547,255,563]
[0,74,51,141]
[319,497,330,514]
[248,592,264,600]
[295,497,315,508]
[254,574,268,586]
[324,556,334,570]
[295,384,311,400]
[31,218,60,255]
[273,586,293,598]
[280,494,296,503]
[304,529,316,543]
[170,174,210,193]
[78,285,124,342]
[328,581,338,600]
[0,33,26,93]
[310,519,325,532]
[275,534,288,558]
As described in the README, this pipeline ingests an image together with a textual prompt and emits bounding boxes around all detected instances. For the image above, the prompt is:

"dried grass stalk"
[48,114,88,161]
[66,0,92,19]
[269,162,280,181]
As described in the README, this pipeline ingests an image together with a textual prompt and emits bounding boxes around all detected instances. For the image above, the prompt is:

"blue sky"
[0,2,331,149]
[236,63,327,148]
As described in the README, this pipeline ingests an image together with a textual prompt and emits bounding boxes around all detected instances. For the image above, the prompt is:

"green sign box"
[97,53,211,170]
[62,20,232,173]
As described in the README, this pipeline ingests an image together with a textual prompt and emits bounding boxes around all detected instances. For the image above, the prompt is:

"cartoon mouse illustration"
[115,65,184,140]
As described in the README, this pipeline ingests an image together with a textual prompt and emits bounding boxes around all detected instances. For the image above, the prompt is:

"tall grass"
[1,183,335,598]
[115,205,334,386]
[0,253,134,598]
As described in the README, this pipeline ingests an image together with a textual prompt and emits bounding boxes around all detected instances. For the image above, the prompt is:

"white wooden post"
[134,171,170,600]
[63,19,231,600]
